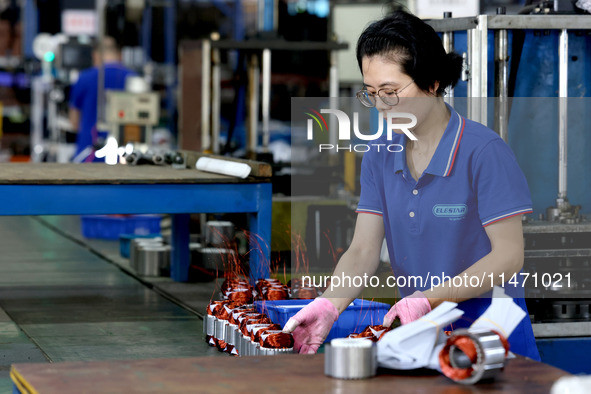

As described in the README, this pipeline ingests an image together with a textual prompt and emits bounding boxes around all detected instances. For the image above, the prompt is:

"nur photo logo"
[305,108,418,153]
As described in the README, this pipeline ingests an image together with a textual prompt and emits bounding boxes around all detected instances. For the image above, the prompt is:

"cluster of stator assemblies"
[204,278,295,356]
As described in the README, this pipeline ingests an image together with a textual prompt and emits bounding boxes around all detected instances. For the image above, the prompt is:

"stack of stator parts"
[204,278,294,356]
[523,221,591,323]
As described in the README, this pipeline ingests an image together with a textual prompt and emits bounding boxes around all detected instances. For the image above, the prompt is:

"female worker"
[283,10,540,360]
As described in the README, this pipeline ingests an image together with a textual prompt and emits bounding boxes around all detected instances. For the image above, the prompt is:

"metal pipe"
[164,0,177,139]
[466,28,475,121]
[467,16,488,125]
[96,0,106,130]
[558,29,568,200]
[247,54,260,156]
[477,15,488,125]
[211,47,221,154]
[494,7,509,142]
[262,48,271,151]
[201,40,211,151]
[442,12,454,107]
[329,50,339,152]
[31,77,43,162]
[329,50,339,99]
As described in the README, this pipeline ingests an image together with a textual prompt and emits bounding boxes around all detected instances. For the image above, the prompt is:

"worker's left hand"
[383,291,431,326]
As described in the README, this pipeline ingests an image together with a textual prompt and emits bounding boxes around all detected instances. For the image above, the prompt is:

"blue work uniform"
[69,63,135,159]
[356,104,540,360]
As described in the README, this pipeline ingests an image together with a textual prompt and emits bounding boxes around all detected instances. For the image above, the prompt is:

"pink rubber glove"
[282,298,339,354]
[383,291,432,326]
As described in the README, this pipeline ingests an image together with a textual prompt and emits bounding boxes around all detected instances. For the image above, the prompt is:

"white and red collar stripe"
[443,112,465,177]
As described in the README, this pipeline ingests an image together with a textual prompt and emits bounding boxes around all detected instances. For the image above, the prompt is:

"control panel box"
[106,91,159,126]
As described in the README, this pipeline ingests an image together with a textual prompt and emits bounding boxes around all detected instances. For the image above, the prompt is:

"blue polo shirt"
[69,63,135,158]
[357,105,539,360]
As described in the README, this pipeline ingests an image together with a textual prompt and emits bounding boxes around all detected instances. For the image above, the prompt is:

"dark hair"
[356,11,463,96]
[93,36,121,53]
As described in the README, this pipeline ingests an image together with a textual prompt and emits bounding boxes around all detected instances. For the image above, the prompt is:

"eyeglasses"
[356,80,414,107]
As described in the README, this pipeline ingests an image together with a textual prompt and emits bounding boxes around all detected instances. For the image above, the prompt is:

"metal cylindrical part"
[247,54,259,156]
[211,47,221,154]
[442,12,454,106]
[329,50,339,99]
[558,29,568,200]
[328,52,339,156]
[136,245,170,276]
[195,248,235,272]
[201,40,211,151]
[96,0,106,128]
[444,329,506,385]
[152,154,165,165]
[205,221,234,246]
[325,338,377,380]
[261,48,271,151]
[494,27,509,142]
[130,237,163,270]
[466,28,474,119]
[467,16,489,125]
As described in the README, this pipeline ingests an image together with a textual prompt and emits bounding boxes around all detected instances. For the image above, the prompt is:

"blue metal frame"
[0,182,272,283]
[536,337,591,374]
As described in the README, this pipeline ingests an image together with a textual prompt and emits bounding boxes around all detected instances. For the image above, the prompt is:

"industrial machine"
[30,33,87,162]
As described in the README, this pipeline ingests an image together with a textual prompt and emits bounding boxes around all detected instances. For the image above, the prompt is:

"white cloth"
[470,286,526,338]
[378,287,527,371]
[377,301,463,370]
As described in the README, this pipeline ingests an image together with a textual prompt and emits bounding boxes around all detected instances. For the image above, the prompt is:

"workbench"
[0,163,272,282]
[10,354,569,393]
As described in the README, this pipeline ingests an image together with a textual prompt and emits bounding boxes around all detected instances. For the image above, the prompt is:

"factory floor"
[0,216,223,393]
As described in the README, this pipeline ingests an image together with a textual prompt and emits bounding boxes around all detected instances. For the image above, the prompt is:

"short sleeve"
[69,77,84,110]
[356,153,383,216]
[473,139,532,226]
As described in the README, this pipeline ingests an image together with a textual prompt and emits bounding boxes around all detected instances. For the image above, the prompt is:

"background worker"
[283,10,540,361]
[69,36,134,162]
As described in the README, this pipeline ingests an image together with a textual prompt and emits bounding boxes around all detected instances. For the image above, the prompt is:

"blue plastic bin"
[255,299,390,342]
[81,215,161,240]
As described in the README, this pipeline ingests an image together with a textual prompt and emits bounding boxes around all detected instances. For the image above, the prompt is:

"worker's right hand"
[383,291,431,327]
[282,297,339,354]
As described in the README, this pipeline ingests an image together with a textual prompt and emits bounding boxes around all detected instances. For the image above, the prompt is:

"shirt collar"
[393,104,465,178]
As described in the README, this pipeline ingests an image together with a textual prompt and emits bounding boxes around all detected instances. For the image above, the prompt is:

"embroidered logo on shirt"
[432,204,467,219]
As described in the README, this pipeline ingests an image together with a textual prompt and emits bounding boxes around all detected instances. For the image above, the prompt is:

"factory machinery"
[29,32,160,164]
[426,10,591,373]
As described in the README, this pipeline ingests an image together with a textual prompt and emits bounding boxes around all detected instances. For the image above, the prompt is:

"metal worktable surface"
[0,163,272,282]
[10,353,570,393]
